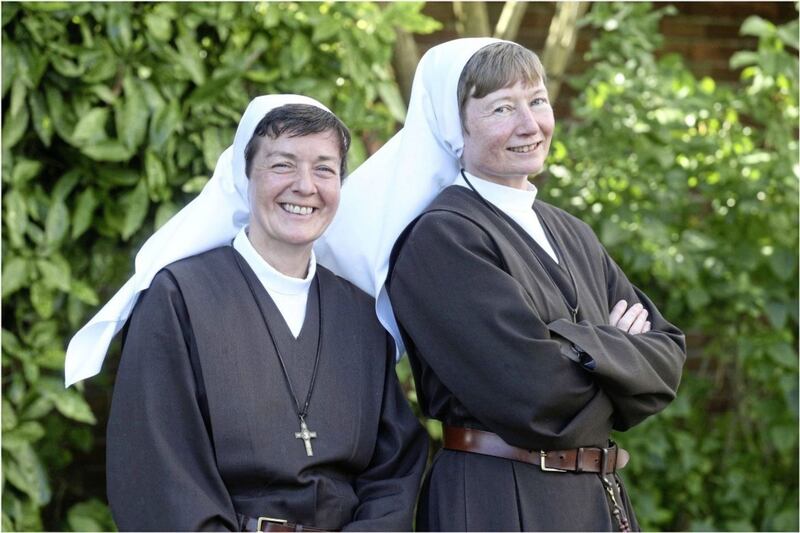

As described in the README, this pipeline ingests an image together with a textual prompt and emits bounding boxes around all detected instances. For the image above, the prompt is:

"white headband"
[64,94,331,386]
[314,38,504,357]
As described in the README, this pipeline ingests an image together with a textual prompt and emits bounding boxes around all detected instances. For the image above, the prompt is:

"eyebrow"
[264,151,338,162]
[485,86,549,107]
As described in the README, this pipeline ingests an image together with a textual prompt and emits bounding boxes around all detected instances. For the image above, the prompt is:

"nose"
[292,167,316,195]
[516,106,540,135]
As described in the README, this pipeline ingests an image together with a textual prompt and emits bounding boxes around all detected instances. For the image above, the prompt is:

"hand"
[609,300,651,335]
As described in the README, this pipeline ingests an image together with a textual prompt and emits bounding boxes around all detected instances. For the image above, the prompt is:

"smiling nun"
[315,39,687,531]
[65,95,427,531]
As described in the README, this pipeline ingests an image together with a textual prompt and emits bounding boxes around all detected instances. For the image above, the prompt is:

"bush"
[1,2,438,530]
[542,3,798,530]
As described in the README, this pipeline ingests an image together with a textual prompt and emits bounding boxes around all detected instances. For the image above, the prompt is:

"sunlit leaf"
[81,140,133,162]
[37,258,72,292]
[120,180,149,240]
[71,187,98,239]
[44,199,70,246]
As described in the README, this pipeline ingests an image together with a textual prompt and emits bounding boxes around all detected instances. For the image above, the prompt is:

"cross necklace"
[234,253,323,457]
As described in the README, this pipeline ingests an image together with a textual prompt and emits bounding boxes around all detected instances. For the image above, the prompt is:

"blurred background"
[2,2,797,531]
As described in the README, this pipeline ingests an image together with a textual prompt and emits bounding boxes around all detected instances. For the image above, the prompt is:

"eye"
[315,165,337,177]
[271,161,292,170]
[493,104,513,115]
[531,97,549,106]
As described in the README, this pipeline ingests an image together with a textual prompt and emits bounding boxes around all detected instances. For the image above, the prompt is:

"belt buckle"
[539,450,568,472]
[257,516,289,531]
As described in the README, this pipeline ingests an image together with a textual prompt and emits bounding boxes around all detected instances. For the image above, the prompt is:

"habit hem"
[388,186,686,531]
[107,247,428,531]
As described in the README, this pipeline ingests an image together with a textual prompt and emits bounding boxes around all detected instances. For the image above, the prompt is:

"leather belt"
[443,426,629,473]
[240,514,332,532]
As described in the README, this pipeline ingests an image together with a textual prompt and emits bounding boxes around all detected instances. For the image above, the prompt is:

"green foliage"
[1,2,439,529]
[542,3,798,530]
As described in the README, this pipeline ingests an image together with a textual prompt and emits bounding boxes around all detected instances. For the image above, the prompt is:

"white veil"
[314,38,503,357]
[64,94,331,386]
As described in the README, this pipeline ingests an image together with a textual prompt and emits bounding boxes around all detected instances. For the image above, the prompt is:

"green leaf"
[776,20,799,50]
[11,159,43,186]
[154,201,180,230]
[2,99,29,151]
[149,99,180,150]
[29,281,55,319]
[4,442,51,505]
[1,257,29,298]
[72,108,110,145]
[185,70,242,107]
[9,76,27,117]
[3,422,45,448]
[2,41,17,98]
[106,4,133,53]
[120,180,150,240]
[3,189,29,249]
[52,169,81,202]
[69,279,99,306]
[20,396,54,421]
[312,16,341,43]
[50,54,85,78]
[740,16,775,39]
[769,248,795,281]
[67,499,116,532]
[45,86,75,144]
[144,149,167,198]
[34,347,67,370]
[175,32,206,85]
[116,74,149,151]
[181,175,209,193]
[202,127,226,171]
[145,11,173,41]
[44,199,70,247]
[289,33,312,70]
[81,140,133,162]
[37,258,72,292]
[2,399,17,431]
[71,188,98,239]
[44,387,97,424]
[730,51,759,70]
[377,81,407,123]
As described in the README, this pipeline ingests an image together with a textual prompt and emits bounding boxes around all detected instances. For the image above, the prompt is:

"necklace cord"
[232,251,323,419]
[459,169,580,320]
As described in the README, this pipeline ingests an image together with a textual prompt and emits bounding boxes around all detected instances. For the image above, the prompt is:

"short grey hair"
[457,42,547,133]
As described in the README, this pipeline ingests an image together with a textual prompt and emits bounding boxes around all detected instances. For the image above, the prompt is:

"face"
[247,130,342,259]
[461,80,555,189]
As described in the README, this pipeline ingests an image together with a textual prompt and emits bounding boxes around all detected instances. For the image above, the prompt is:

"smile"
[507,142,541,154]
[280,203,316,216]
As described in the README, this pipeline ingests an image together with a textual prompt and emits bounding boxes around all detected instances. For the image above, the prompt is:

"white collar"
[456,170,538,213]
[233,228,315,295]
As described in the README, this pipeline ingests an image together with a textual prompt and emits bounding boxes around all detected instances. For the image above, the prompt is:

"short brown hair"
[457,42,547,132]
[244,103,351,179]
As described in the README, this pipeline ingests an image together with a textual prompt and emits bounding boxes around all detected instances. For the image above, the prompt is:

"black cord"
[232,251,323,421]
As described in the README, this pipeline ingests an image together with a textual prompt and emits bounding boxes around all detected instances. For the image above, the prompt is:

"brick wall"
[414,2,797,117]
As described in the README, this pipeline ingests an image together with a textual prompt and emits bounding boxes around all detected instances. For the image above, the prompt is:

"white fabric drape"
[314,38,503,357]
[64,95,330,386]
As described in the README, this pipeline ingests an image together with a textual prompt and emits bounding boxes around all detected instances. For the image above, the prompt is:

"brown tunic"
[107,247,428,531]
[388,185,686,531]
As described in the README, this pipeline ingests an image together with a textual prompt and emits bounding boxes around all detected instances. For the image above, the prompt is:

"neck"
[464,169,530,191]
[248,234,311,278]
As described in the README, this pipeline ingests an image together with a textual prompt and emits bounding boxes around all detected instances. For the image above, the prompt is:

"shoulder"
[316,266,385,333]
[162,246,235,280]
[537,199,601,244]
[406,186,495,243]
[316,265,375,309]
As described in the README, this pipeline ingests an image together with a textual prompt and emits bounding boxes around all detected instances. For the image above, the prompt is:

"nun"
[65,95,428,531]
[315,39,686,531]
